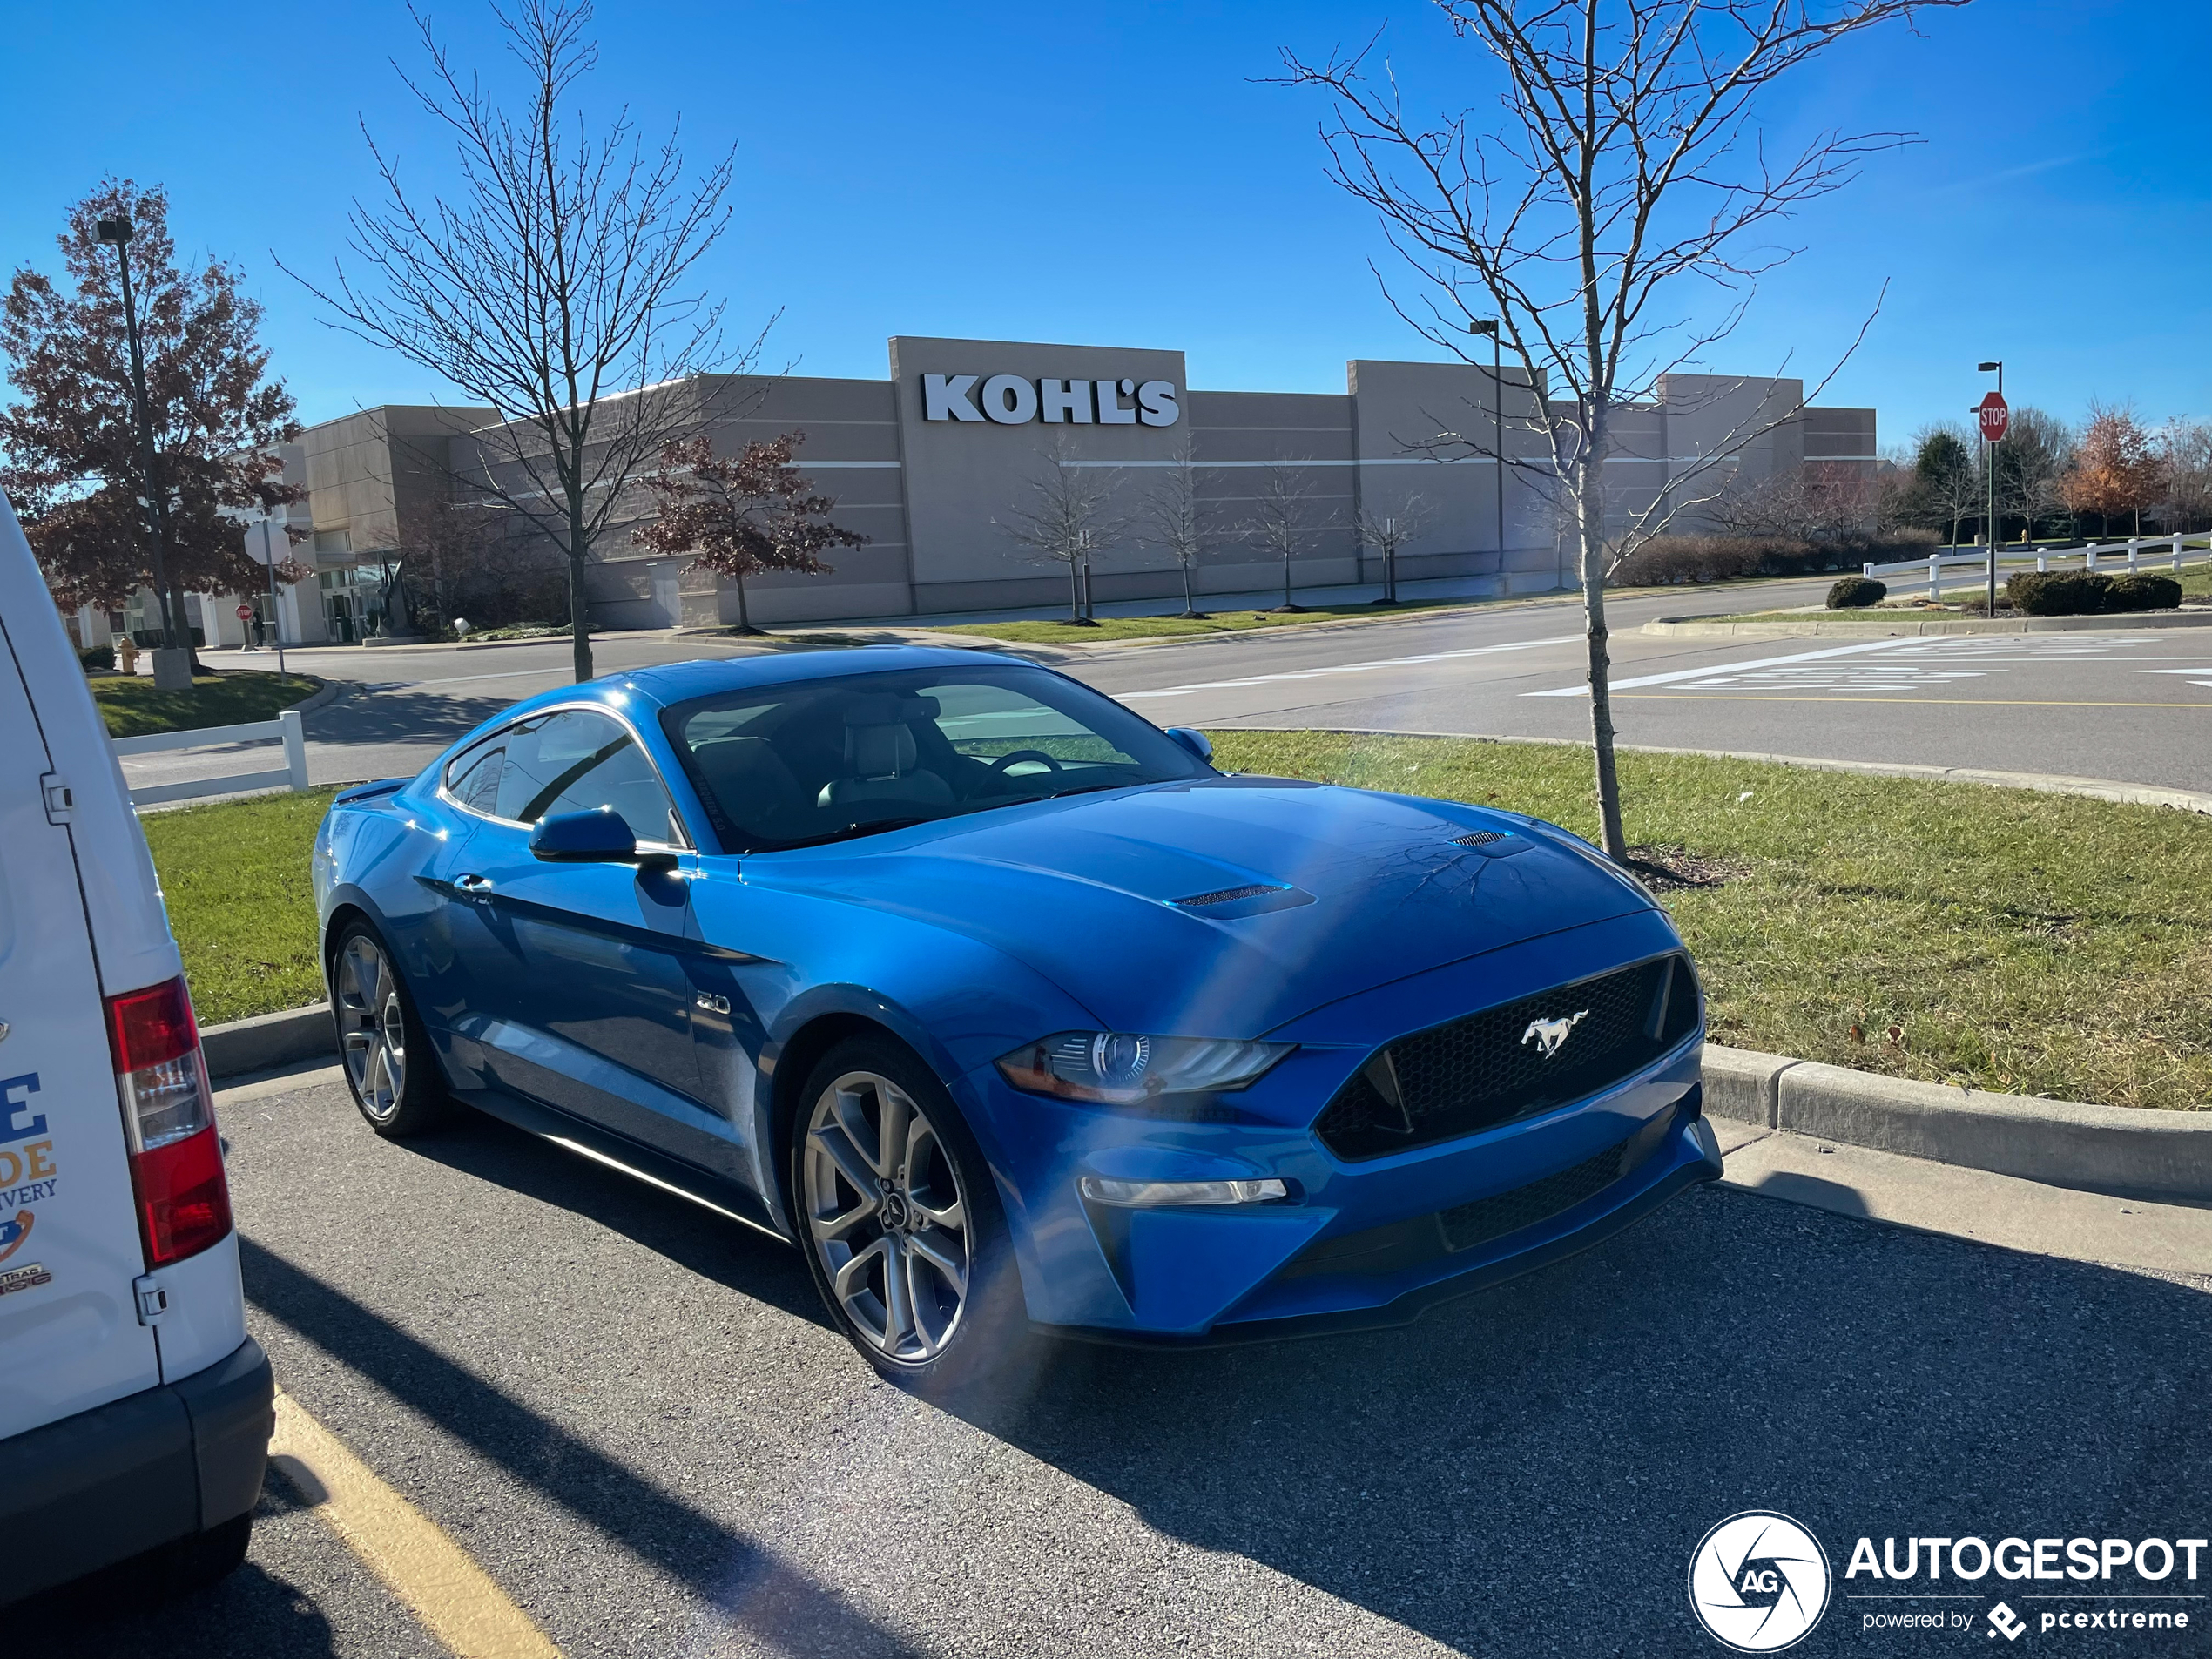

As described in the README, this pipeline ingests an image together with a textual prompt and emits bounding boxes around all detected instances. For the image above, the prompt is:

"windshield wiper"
[774,817,933,850]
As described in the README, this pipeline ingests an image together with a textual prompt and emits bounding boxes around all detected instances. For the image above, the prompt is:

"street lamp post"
[1471,320,1507,567]
[96,214,192,686]
[1978,360,2002,617]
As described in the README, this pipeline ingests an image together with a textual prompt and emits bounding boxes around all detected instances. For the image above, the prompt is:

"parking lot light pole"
[96,215,188,678]
[1979,361,2002,616]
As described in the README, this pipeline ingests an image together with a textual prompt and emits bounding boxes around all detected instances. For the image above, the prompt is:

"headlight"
[995,1031,1293,1105]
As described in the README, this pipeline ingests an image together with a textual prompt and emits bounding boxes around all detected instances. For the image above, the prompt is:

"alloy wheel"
[801,1070,973,1364]
[337,934,408,1120]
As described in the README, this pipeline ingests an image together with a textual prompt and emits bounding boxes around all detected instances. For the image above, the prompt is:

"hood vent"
[1173,883,1281,908]
[1166,882,1316,920]
[1449,826,1533,859]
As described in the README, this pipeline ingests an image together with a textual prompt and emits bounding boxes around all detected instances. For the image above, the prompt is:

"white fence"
[1865,535,2212,602]
[115,707,310,808]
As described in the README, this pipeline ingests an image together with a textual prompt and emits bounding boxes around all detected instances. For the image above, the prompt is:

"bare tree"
[1139,431,1211,617]
[2157,418,2212,533]
[996,438,1124,624]
[1358,491,1436,604]
[1280,0,1954,858]
[1994,408,2074,543]
[1240,462,1326,612]
[285,0,762,682]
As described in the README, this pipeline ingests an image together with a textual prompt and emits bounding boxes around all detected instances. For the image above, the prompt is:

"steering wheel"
[988,749,1065,779]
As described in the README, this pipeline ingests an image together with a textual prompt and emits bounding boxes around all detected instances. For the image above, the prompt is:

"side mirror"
[530,809,639,863]
[1165,726,1214,765]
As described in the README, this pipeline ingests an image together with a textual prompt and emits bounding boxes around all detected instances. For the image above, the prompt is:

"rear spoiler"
[332,779,409,806]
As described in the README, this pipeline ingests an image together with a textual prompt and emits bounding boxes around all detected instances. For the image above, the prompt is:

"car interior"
[670,671,1195,851]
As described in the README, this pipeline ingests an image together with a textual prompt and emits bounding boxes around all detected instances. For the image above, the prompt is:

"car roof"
[616,645,1025,707]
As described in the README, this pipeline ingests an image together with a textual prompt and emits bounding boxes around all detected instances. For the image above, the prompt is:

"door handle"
[454,873,494,899]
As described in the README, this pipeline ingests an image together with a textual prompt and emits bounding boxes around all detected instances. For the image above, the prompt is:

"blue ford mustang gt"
[313,646,1720,1386]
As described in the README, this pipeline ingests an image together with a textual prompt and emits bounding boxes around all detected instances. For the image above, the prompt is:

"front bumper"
[0,1336,273,1606]
[964,912,1721,1341]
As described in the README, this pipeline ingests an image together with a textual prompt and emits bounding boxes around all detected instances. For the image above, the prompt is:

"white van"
[0,489,272,1605]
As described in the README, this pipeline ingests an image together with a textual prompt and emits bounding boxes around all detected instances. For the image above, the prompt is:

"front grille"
[1438,1138,1633,1251]
[1279,1103,1686,1281]
[1315,955,1698,1161]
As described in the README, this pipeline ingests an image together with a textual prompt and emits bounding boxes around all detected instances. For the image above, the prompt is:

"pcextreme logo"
[1689,1512,1832,1653]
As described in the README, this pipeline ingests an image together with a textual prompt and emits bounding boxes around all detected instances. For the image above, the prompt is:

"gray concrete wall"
[286,346,1875,625]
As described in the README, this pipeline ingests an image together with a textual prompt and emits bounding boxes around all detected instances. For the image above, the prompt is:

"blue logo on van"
[0,1075,45,1144]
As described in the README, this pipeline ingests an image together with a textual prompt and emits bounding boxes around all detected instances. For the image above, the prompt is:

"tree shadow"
[303,688,523,753]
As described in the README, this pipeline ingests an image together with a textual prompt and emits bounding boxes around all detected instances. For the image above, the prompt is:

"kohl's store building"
[152,335,1878,644]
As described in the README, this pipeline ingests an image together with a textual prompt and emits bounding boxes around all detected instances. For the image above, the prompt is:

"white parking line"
[1120,634,1582,701]
[1522,637,1929,697]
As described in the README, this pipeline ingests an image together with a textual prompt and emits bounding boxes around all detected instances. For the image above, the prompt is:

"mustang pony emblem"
[1521,1010,1590,1058]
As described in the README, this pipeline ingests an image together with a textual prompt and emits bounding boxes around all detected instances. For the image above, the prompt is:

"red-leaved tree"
[2060,405,2164,536]
[633,434,865,632]
[0,180,303,627]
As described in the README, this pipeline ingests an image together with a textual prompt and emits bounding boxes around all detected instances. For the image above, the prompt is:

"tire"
[331,920,448,1138]
[147,1512,253,1601]
[789,1035,1042,1398]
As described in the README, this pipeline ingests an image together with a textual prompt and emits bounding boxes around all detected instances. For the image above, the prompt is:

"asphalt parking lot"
[31,1063,2211,1658]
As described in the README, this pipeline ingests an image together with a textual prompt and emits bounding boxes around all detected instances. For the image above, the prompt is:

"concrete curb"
[1644,610,2212,637]
[1219,726,2212,817]
[195,1003,2209,1204]
[287,679,339,717]
[1702,1043,2212,1204]
[202,1002,333,1079]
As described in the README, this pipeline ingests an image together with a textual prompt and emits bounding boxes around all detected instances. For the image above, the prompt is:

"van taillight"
[106,975,233,1266]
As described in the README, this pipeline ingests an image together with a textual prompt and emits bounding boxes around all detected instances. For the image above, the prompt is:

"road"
[121,577,2212,802]
[30,1063,2210,1657]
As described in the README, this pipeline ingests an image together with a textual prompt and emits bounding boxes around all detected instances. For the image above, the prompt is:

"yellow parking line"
[271,1389,562,1659]
[1617,694,2212,707]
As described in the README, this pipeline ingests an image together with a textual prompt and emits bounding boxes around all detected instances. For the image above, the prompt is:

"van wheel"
[148,1513,253,1600]
[791,1035,1044,1401]
[333,921,446,1137]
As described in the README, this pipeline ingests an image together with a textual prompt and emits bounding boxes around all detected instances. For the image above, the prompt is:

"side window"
[493,710,681,844]
[443,737,507,815]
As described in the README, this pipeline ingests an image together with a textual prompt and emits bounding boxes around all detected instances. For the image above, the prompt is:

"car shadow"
[391,1105,827,1327]
[240,1231,921,1657]
[941,1186,2212,1656]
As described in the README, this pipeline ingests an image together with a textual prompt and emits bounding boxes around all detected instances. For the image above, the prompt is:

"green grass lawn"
[94,670,322,738]
[145,736,2212,1112]
[1210,732,2212,1113]
[143,787,333,1027]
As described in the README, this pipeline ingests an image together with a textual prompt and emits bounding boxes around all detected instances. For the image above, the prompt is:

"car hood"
[758,778,1656,1035]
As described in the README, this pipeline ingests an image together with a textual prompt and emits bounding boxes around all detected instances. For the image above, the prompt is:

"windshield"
[659,664,1212,853]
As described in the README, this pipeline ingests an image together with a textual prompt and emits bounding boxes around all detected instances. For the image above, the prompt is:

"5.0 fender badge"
[1521,1010,1589,1058]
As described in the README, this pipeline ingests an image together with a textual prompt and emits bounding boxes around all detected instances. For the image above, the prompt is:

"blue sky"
[3,0,2203,448]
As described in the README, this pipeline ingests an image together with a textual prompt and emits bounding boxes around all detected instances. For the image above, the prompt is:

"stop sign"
[1978,392,2010,442]
[236,604,253,621]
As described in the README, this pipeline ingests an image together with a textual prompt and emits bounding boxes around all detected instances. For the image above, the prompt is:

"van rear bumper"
[0,1336,273,1606]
